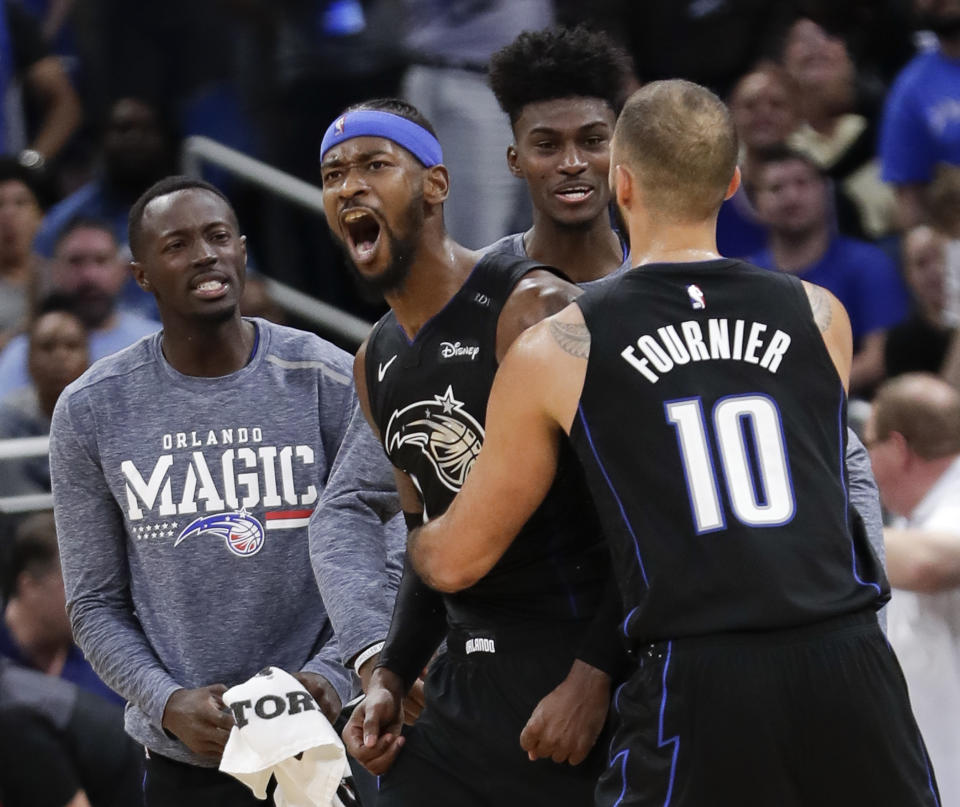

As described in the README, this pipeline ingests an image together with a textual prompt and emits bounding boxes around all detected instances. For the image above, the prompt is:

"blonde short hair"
[613,79,738,222]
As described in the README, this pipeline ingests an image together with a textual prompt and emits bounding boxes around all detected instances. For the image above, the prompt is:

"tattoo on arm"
[549,320,591,359]
[807,285,833,333]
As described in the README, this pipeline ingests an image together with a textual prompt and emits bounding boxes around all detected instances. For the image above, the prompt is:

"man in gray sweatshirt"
[49,176,402,806]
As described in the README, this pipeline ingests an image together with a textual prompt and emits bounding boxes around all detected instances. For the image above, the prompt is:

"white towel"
[219,667,348,807]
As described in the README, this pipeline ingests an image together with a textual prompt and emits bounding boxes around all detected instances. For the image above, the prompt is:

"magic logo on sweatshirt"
[119,425,317,557]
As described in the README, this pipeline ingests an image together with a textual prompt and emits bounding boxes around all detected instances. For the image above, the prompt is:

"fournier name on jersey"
[621,317,793,385]
[120,425,318,522]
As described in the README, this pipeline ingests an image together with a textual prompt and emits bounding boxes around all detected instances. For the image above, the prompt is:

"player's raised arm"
[409,303,589,592]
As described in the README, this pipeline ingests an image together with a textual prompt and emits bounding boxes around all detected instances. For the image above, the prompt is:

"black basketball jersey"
[366,252,609,627]
[571,259,888,646]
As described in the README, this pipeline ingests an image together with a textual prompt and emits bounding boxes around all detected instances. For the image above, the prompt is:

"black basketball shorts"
[597,610,940,807]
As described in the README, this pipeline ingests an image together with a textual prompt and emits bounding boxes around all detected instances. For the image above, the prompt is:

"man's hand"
[342,667,405,775]
[520,660,611,765]
[292,672,342,724]
[161,685,236,759]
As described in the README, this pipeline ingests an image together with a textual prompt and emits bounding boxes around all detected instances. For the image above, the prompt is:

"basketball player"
[320,99,626,805]
[49,177,397,806]
[484,26,632,283]
[408,81,940,806]
[486,26,888,589]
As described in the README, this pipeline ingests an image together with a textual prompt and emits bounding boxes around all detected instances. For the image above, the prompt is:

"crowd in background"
[1,0,960,805]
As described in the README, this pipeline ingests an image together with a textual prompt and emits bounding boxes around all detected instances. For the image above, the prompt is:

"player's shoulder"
[65,333,158,398]
[481,231,527,259]
[256,319,354,387]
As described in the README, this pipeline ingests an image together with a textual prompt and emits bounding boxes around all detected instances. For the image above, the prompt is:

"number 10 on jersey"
[665,394,796,534]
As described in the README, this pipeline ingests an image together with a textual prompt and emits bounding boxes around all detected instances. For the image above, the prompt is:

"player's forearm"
[67,597,182,725]
[301,630,355,707]
[311,403,404,661]
[575,578,632,680]
[377,559,448,691]
[845,429,885,569]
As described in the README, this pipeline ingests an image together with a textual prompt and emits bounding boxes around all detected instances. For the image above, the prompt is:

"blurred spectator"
[792,0,916,90]
[748,147,909,395]
[562,0,795,98]
[879,0,960,230]
[0,0,81,169]
[0,298,87,495]
[400,0,553,248]
[0,157,45,345]
[35,98,176,258]
[720,63,800,257]
[0,512,119,704]
[928,162,960,238]
[782,18,898,239]
[865,373,960,807]
[227,0,401,316]
[0,218,157,394]
[0,660,140,807]
[886,226,956,377]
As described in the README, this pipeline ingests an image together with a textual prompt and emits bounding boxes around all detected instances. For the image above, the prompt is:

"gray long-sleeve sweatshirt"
[49,320,394,766]
[310,401,404,665]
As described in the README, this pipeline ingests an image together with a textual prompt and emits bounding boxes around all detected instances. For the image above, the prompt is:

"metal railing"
[0,437,53,514]
[181,136,372,347]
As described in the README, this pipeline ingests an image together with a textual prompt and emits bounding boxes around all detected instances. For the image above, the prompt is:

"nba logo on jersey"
[334,116,346,135]
[687,284,706,310]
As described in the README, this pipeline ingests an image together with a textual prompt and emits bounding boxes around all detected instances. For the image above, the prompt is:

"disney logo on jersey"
[175,509,266,557]
[439,341,480,362]
[384,385,484,492]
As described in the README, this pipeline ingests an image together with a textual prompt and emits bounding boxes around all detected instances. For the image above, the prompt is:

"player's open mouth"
[341,208,382,265]
[554,184,594,204]
[190,272,230,300]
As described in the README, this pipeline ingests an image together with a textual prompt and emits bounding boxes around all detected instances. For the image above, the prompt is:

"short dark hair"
[752,144,825,183]
[53,215,118,254]
[128,176,233,260]
[344,98,438,139]
[32,291,88,323]
[0,156,48,209]
[0,512,59,603]
[489,26,633,126]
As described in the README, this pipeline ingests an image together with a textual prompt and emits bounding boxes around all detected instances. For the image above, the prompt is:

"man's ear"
[131,261,150,291]
[423,165,450,205]
[888,431,912,469]
[613,163,634,211]
[725,166,742,201]
[506,145,523,178]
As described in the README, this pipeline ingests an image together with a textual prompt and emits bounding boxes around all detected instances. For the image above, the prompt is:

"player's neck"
[627,217,721,267]
[769,224,831,274]
[524,212,624,282]
[385,234,480,341]
[159,313,256,377]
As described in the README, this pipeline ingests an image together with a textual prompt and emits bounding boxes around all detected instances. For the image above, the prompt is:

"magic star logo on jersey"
[384,385,484,492]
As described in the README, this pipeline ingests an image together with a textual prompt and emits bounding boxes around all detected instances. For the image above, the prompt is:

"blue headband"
[320,110,443,166]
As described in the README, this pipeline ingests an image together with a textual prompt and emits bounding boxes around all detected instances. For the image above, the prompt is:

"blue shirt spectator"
[0,218,157,395]
[749,236,909,346]
[880,50,960,185]
[878,6,960,229]
[750,146,909,394]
